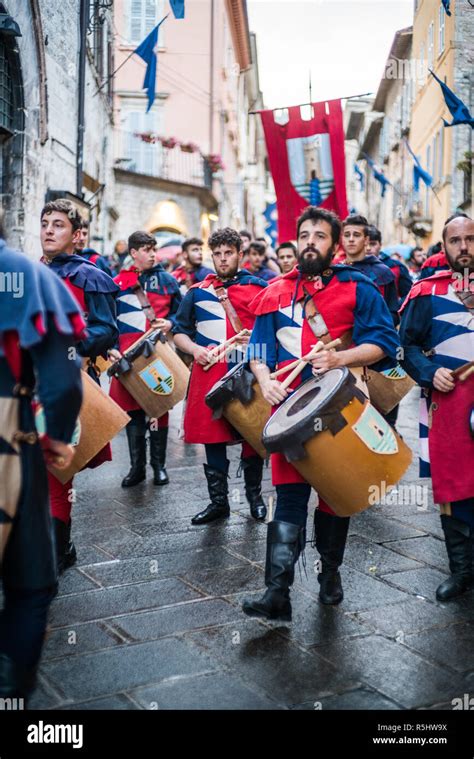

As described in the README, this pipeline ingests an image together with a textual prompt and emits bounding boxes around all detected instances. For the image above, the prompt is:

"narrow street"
[31,390,474,711]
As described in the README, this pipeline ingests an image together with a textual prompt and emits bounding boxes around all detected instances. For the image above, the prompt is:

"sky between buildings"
[247,0,414,109]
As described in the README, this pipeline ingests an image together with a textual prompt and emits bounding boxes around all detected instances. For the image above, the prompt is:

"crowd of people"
[0,200,472,706]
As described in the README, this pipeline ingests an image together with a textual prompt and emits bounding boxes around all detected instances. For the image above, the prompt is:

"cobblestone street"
[31,390,474,711]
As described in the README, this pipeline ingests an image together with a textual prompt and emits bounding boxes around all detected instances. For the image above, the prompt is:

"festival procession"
[0,0,473,732]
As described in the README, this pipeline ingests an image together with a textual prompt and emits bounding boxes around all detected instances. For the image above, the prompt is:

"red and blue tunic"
[172,263,214,296]
[248,265,400,490]
[342,255,400,325]
[399,270,474,507]
[379,251,413,302]
[172,270,267,444]
[110,264,182,412]
[0,242,84,588]
[419,251,449,280]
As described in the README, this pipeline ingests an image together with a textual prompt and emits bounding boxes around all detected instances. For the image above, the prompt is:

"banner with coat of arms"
[260,100,348,242]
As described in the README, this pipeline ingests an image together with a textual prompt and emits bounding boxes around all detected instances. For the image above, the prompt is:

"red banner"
[260,99,348,242]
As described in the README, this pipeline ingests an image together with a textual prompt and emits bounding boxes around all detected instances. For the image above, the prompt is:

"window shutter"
[130,0,144,43]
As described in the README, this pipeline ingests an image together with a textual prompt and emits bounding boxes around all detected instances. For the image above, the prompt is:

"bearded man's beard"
[447,250,474,275]
[298,247,334,276]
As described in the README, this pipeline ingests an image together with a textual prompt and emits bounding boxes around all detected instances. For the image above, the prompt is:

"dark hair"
[442,213,471,244]
[342,214,369,236]
[41,199,83,232]
[128,231,156,252]
[366,225,382,243]
[182,237,203,253]
[239,229,251,240]
[255,237,267,243]
[276,241,297,256]
[248,241,266,256]
[80,219,89,230]
[428,241,443,256]
[208,227,241,252]
[296,206,342,246]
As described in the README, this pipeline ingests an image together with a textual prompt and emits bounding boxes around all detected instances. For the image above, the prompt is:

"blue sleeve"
[397,263,413,300]
[384,280,401,326]
[30,314,83,442]
[419,266,436,281]
[96,257,113,277]
[77,291,119,358]
[172,288,197,339]
[352,281,400,360]
[167,285,183,327]
[399,296,438,387]
[246,313,277,371]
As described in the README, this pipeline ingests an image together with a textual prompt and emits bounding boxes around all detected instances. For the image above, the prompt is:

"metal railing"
[114,130,212,189]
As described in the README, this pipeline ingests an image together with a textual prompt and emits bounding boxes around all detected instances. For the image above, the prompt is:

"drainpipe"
[77,0,88,197]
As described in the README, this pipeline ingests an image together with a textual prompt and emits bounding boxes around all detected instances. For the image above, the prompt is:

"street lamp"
[0,13,21,37]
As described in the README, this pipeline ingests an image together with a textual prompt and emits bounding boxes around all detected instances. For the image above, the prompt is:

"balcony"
[114,130,213,190]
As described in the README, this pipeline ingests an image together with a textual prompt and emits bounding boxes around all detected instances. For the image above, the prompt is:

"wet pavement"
[31,389,474,711]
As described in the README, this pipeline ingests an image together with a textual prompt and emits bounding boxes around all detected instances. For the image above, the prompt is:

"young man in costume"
[172,227,268,525]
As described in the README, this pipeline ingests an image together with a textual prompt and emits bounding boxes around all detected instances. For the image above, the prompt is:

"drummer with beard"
[172,227,268,524]
[242,206,400,621]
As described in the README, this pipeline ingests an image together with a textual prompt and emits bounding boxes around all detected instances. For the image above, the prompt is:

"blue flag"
[430,69,474,129]
[170,0,185,18]
[363,153,390,197]
[441,0,451,16]
[354,162,365,191]
[264,202,278,247]
[404,139,433,192]
[133,17,167,112]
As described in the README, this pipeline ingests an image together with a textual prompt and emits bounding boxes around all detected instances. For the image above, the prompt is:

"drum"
[35,371,130,484]
[205,361,271,459]
[108,328,190,418]
[262,367,412,517]
[362,364,416,415]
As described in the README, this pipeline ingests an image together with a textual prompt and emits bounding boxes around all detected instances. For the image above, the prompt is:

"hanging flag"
[133,17,168,112]
[430,69,474,128]
[404,139,433,192]
[441,0,451,16]
[354,162,365,191]
[263,202,278,247]
[170,0,185,18]
[259,100,348,242]
[363,153,391,197]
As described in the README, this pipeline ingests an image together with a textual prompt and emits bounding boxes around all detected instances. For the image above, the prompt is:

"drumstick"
[270,338,343,379]
[278,338,342,390]
[452,361,474,381]
[203,330,251,371]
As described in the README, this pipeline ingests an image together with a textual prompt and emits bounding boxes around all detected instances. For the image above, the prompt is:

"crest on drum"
[139,359,174,396]
[351,405,399,455]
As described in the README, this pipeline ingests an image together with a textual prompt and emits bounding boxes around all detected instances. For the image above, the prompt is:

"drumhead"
[264,368,348,439]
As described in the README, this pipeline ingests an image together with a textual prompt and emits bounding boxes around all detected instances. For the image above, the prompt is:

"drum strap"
[132,282,159,326]
[303,287,353,349]
[215,286,244,334]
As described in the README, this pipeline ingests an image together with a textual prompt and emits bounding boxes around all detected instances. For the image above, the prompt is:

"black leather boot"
[436,515,473,601]
[242,456,267,521]
[242,521,305,621]
[191,464,230,525]
[314,509,350,605]
[53,517,77,574]
[0,653,35,702]
[121,414,147,487]
[150,426,169,486]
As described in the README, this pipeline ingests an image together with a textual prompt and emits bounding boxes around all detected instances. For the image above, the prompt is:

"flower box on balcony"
[180,142,199,154]
[160,137,178,149]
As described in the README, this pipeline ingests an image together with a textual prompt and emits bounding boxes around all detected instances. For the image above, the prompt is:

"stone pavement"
[30,389,474,711]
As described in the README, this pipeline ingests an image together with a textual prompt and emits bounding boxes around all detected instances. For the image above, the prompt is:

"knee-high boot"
[314,509,350,605]
[242,520,306,621]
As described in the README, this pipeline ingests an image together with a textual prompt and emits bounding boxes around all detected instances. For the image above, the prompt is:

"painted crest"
[286,132,334,204]
[352,404,398,455]
[139,359,174,395]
